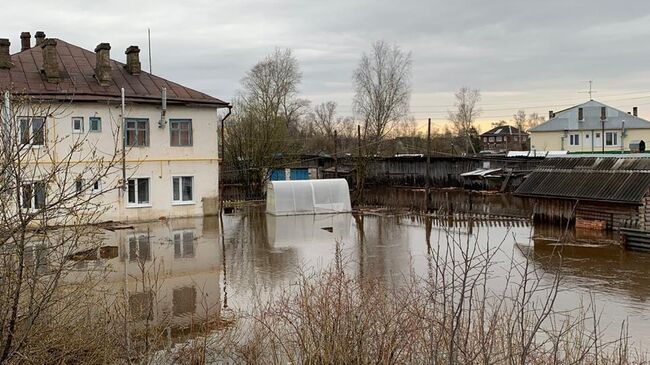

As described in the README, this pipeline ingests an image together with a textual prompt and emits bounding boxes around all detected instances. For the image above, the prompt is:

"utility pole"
[334,130,338,178]
[601,106,606,153]
[426,118,432,212]
[356,125,362,200]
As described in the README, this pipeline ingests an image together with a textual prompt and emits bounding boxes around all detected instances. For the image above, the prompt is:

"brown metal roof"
[515,156,650,204]
[0,39,228,107]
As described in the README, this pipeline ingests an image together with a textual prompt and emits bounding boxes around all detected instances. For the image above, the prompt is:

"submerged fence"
[360,187,533,218]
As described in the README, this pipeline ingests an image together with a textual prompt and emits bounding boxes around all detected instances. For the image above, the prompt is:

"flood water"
[79,201,650,350]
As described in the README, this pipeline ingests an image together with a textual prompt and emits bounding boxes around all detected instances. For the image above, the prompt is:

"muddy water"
[82,204,650,349]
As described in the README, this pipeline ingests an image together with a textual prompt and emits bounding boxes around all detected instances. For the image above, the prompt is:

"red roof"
[0,39,228,107]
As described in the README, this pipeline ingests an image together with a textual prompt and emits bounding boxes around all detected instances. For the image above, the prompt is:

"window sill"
[126,204,152,209]
[172,201,195,206]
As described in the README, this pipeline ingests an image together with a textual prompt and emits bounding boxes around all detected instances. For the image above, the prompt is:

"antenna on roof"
[578,80,596,100]
[147,28,152,74]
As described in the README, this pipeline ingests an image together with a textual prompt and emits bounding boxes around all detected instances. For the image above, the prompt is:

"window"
[89,117,102,132]
[605,132,618,146]
[596,132,601,138]
[482,137,487,142]
[72,117,84,133]
[172,176,193,203]
[514,136,519,142]
[19,117,45,146]
[125,118,149,147]
[496,136,502,142]
[22,181,46,210]
[75,178,83,194]
[172,286,196,316]
[170,119,193,146]
[173,231,195,258]
[127,178,150,205]
[128,234,151,262]
[488,137,495,142]
[578,107,584,121]
[129,291,153,321]
[569,134,580,146]
[92,180,102,193]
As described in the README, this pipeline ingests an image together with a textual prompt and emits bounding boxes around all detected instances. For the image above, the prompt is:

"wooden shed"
[515,156,650,230]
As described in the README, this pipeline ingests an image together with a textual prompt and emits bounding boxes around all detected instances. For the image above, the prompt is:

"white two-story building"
[528,100,650,153]
[0,32,229,222]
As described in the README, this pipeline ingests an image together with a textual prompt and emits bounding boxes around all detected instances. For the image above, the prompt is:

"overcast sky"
[4,0,650,130]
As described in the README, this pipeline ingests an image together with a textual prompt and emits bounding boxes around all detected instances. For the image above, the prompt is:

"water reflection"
[66,206,650,347]
[525,224,650,305]
[69,217,222,333]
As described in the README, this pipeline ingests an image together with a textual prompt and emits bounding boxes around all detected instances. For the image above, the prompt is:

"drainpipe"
[219,104,233,212]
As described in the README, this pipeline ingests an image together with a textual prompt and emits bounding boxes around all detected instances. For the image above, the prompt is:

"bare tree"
[448,87,481,154]
[513,109,545,131]
[353,41,412,150]
[0,90,123,363]
[491,120,508,128]
[524,112,545,130]
[352,40,412,200]
[224,48,306,198]
[312,101,338,138]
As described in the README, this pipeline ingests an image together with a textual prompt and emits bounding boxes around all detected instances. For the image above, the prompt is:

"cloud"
[3,0,650,124]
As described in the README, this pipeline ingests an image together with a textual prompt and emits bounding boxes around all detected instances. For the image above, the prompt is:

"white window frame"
[173,230,195,258]
[89,117,102,133]
[19,116,46,147]
[172,176,194,205]
[21,181,46,211]
[128,233,151,262]
[569,133,580,146]
[605,132,618,146]
[72,117,84,134]
[126,177,151,207]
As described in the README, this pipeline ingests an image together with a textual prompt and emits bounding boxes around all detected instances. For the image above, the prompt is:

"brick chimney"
[41,39,60,83]
[94,43,112,86]
[633,107,638,117]
[20,32,31,51]
[0,39,12,69]
[124,46,141,75]
[34,31,46,46]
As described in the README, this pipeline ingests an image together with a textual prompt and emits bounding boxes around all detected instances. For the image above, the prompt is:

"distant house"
[480,125,529,151]
[528,100,650,153]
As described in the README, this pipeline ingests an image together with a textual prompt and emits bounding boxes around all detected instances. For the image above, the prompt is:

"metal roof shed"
[266,179,352,216]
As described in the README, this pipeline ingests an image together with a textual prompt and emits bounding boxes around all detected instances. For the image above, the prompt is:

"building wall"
[530,128,650,152]
[31,101,220,222]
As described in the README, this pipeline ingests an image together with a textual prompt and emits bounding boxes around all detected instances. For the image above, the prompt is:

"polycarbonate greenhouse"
[266,178,352,215]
